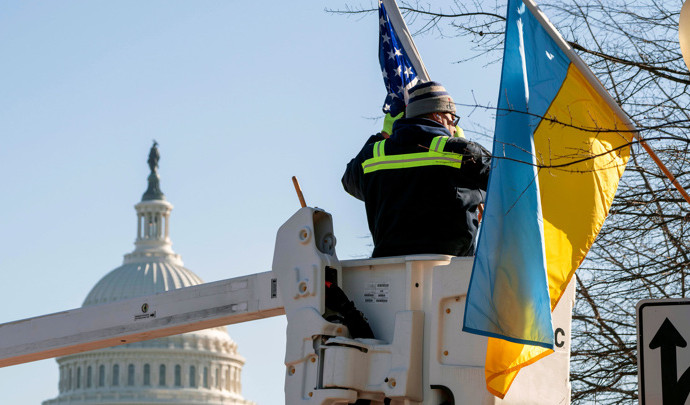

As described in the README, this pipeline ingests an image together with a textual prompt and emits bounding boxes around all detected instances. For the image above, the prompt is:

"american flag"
[378,0,429,115]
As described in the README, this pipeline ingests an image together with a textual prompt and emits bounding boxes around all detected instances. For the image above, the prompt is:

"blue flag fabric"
[378,1,420,115]
[463,0,566,350]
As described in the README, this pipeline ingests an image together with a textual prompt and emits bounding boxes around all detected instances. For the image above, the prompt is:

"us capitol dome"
[44,143,254,405]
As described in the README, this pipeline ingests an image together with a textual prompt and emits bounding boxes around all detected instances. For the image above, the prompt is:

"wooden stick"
[638,140,690,205]
[292,176,307,208]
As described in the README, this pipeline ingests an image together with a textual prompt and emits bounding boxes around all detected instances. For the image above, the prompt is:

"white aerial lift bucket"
[273,207,574,405]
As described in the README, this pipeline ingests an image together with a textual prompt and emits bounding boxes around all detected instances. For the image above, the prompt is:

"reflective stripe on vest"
[362,136,463,174]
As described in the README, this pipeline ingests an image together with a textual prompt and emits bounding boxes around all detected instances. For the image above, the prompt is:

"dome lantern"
[125,142,181,265]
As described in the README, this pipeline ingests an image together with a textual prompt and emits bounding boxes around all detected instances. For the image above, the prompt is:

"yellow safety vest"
[361,135,464,174]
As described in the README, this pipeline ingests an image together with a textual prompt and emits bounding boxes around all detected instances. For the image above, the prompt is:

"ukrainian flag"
[462,0,634,398]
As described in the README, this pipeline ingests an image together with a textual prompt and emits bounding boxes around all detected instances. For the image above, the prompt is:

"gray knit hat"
[406,81,456,118]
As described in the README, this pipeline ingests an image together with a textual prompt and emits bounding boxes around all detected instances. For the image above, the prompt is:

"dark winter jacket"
[342,117,490,257]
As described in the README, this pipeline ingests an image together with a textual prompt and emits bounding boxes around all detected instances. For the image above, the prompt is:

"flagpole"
[638,140,690,204]
[522,0,690,206]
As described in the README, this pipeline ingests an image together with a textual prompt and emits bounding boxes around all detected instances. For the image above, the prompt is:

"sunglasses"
[452,113,461,126]
[447,113,460,126]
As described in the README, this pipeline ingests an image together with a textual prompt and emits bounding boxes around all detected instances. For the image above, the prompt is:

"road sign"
[637,299,690,405]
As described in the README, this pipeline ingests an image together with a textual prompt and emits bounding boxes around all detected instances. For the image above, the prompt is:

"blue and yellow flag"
[462,0,634,398]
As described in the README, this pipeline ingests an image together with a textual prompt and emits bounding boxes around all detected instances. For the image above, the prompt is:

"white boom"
[0,271,283,368]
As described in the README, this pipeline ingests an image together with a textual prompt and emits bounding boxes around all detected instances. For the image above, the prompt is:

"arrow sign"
[638,299,690,405]
[649,318,690,404]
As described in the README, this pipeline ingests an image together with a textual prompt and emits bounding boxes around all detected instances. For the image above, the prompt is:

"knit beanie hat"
[405,81,456,118]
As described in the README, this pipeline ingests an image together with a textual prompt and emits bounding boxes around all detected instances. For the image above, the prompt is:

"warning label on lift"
[134,312,156,321]
[364,282,390,303]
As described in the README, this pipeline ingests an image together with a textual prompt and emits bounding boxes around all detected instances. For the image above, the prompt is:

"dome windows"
[189,365,197,388]
[98,365,105,387]
[144,364,151,386]
[112,364,120,386]
[127,364,135,386]
[159,364,166,386]
[174,364,182,387]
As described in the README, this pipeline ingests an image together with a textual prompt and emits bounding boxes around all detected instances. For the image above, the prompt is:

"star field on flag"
[378,0,420,115]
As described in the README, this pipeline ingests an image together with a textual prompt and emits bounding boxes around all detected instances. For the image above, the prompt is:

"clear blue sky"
[0,1,499,403]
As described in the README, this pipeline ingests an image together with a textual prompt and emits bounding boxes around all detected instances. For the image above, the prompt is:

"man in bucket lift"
[342,81,491,258]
